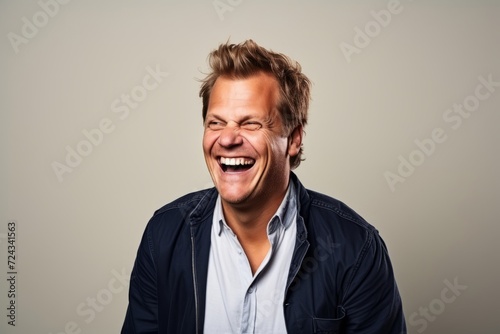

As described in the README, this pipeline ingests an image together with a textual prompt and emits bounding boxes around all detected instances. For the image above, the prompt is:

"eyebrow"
[205,113,260,124]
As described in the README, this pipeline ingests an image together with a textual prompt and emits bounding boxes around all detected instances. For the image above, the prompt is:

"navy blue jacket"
[122,174,406,333]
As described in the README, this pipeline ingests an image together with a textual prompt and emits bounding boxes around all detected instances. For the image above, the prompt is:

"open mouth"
[219,156,255,173]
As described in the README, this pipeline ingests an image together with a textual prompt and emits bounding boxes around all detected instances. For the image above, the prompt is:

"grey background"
[1,0,499,333]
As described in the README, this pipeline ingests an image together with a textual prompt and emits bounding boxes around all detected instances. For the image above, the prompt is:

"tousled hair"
[199,39,311,169]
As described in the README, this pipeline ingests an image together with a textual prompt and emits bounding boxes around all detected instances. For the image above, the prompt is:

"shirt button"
[248,287,254,293]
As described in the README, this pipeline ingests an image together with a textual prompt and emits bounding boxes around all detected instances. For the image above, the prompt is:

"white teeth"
[220,157,254,166]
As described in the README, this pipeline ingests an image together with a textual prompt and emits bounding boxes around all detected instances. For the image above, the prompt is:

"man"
[122,40,406,333]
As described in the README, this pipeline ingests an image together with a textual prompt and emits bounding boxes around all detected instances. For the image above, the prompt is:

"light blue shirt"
[204,182,297,334]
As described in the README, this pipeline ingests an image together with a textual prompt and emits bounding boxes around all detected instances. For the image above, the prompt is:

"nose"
[217,123,243,148]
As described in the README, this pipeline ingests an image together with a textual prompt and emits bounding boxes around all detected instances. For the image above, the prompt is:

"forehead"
[207,73,280,118]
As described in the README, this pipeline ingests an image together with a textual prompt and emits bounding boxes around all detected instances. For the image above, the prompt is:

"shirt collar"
[214,180,297,236]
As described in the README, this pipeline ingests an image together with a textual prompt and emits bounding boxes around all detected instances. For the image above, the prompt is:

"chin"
[218,189,249,205]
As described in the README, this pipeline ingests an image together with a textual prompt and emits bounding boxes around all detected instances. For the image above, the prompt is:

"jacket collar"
[189,187,218,225]
[290,172,310,242]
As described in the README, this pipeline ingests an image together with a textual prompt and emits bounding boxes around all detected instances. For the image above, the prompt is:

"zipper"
[191,233,199,334]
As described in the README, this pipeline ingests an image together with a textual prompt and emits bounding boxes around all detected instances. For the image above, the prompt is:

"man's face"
[203,72,301,210]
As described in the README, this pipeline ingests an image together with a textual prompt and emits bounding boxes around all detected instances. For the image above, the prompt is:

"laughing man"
[122,39,406,334]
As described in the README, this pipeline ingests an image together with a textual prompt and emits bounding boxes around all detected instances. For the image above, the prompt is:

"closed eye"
[241,121,262,131]
[207,120,226,130]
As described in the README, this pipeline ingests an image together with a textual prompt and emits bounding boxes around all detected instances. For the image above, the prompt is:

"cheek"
[265,134,288,156]
[246,133,288,162]
[202,132,218,153]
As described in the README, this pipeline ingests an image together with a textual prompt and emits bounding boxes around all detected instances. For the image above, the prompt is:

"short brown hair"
[199,39,311,169]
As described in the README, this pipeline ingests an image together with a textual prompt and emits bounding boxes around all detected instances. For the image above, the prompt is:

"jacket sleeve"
[121,224,159,334]
[341,230,406,333]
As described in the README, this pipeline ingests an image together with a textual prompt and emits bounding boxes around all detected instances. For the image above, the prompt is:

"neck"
[221,188,287,243]
[220,183,290,274]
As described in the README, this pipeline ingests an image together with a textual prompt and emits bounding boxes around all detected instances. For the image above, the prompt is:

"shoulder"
[154,188,216,216]
[301,188,390,273]
[145,187,218,235]
[298,184,381,252]
[306,189,377,233]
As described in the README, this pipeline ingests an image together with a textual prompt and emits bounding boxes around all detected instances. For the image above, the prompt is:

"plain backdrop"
[1,1,499,333]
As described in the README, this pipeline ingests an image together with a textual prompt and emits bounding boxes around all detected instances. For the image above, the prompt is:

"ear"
[287,126,303,157]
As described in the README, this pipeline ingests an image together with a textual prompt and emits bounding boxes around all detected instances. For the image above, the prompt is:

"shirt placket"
[227,229,256,334]
[241,284,257,333]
